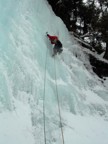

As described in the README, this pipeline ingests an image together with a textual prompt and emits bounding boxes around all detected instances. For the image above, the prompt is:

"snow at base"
[0,0,108,144]
[0,100,34,144]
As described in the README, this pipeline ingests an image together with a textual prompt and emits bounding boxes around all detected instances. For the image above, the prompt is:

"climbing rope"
[43,47,48,144]
[43,42,65,144]
[54,57,65,144]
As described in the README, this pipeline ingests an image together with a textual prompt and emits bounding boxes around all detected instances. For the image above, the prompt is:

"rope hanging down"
[43,43,65,144]
[43,47,48,144]
[54,57,65,144]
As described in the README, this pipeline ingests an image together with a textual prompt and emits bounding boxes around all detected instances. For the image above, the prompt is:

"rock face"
[72,33,108,79]
[89,54,108,78]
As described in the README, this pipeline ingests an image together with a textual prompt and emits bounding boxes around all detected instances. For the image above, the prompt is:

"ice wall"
[0,0,108,143]
[0,0,108,119]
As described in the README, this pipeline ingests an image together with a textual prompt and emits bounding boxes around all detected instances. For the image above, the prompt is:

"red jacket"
[47,34,58,44]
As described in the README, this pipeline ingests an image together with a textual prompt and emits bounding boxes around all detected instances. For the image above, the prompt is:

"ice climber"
[46,32,63,56]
